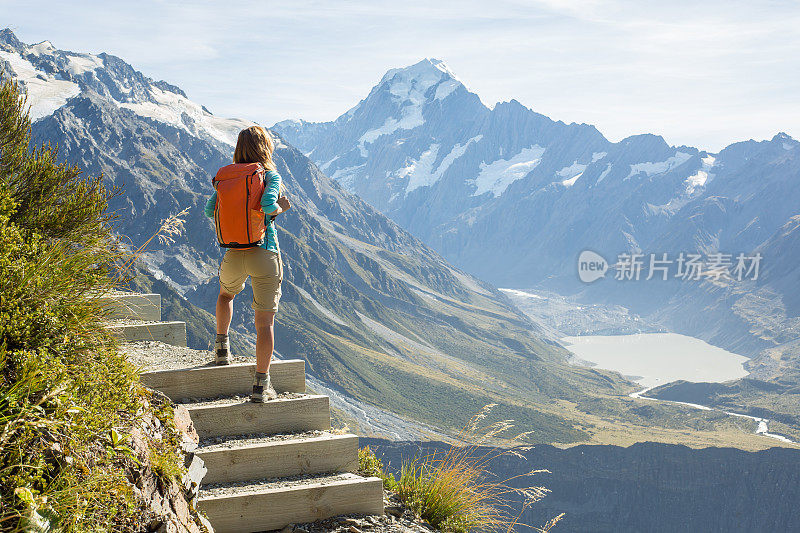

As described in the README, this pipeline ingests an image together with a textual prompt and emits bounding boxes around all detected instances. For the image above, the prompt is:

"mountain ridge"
[273,57,800,375]
[5,30,796,449]
[0,30,616,444]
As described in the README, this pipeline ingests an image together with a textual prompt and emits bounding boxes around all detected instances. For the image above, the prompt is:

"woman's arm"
[204,191,217,218]
[261,170,285,215]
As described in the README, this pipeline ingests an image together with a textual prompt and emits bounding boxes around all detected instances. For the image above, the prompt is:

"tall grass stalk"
[112,207,190,286]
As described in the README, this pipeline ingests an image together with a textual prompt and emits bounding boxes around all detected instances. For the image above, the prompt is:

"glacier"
[471,145,546,197]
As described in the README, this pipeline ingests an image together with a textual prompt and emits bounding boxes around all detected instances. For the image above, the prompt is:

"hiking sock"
[215,333,230,365]
[251,371,277,402]
[251,371,267,403]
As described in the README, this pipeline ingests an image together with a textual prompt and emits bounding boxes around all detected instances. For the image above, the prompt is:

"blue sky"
[2,0,799,151]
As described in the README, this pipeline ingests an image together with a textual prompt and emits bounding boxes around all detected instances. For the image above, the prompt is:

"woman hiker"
[204,125,291,403]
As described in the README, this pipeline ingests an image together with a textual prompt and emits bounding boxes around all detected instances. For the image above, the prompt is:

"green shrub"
[358,445,385,478]
[0,73,183,531]
[358,446,400,492]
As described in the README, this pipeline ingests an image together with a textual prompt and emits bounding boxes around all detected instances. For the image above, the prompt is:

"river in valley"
[561,333,794,443]
[500,288,795,444]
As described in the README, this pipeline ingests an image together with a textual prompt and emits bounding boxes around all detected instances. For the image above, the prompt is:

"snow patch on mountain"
[685,155,716,195]
[29,40,56,55]
[471,145,546,197]
[0,50,80,120]
[118,85,250,146]
[330,163,366,189]
[405,135,483,194]
[626,151,692,179]
[596,163,613,184]
[592,151,607,162]
[64,53,103,76]
[499,288,545,300]
[320,154,339,172]
[435,78,460,100]
[557,161,588,187]
[401,144,440,190]
[358,107,425,156]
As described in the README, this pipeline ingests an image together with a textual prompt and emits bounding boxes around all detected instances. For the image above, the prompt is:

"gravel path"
[106,319,162,327]
[121,340,252,371]
[176,392,306,407]
[264,491,436,533]
[200,473,355,497]
[199,430,337,451]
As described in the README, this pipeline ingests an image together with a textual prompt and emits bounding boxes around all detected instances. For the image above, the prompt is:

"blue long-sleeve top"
[205,169,282,253]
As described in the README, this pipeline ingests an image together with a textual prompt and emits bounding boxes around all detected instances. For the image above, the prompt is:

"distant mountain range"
[274,58,800,376]
[0,29,643,445]
[5,28,796,449]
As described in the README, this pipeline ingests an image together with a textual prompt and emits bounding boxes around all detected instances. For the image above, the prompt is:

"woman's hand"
[276,196,291,214]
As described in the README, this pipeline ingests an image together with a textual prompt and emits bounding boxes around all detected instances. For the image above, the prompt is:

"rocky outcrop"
[130,393,211,533]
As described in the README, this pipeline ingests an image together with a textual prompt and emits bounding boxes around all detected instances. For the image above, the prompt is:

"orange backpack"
[212,162,267,248]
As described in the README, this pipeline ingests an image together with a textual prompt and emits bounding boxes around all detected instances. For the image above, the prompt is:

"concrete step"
[197,432,358,484]
[98,292,161,321]
[140,360,305,401]
[106,320,187,347]
[186,395,331,439]
[198,473,384,533]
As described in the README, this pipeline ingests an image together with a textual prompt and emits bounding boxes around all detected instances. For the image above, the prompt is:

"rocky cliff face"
[363,438,800,533]
[275,59,800,364]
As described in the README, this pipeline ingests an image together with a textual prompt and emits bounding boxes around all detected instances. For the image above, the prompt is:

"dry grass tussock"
[376,403,564,532]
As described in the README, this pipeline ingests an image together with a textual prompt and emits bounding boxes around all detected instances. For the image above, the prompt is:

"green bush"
[0,74,181,531]
[357,445,385,479]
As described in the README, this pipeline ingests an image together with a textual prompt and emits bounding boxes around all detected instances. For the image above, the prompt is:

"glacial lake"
[561,333,750,388]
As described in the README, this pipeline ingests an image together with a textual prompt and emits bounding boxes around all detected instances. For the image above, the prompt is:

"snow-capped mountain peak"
[0,29,250,146]
[29,40,56,55]
[275,57,612,212]
[275,58,485,200]
[378,57,462,100]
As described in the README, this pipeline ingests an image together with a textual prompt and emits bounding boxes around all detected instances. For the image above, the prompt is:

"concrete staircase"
[102,292,384,532]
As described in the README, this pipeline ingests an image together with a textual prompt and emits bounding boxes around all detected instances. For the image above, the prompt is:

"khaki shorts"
[218,248,283,312]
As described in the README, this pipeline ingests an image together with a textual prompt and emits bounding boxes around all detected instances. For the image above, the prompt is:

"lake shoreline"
[561,332,750,389]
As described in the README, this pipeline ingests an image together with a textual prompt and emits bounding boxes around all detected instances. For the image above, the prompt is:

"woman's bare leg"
[216,290,235,334]
[254,310,276,374]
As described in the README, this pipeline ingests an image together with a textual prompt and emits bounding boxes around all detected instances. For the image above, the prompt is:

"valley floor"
[125,340,797,453]
[502,287,800,450]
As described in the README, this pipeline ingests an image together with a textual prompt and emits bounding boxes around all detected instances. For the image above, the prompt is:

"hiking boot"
[215,333,230,366]
[251,371,277,403]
